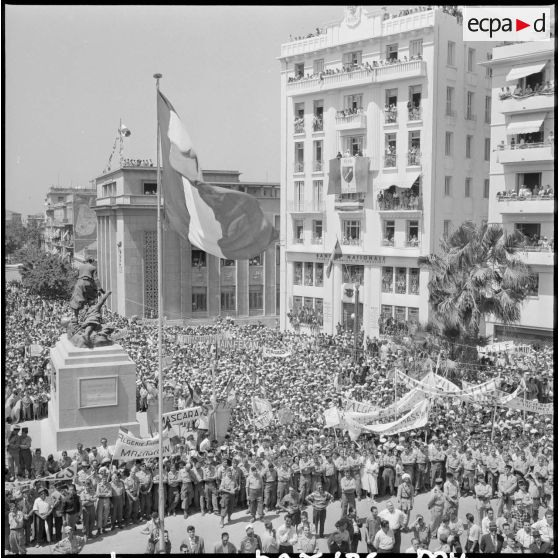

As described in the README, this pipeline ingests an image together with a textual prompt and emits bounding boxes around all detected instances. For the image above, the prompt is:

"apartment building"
[483,40,554,342]
[279,6,492,336]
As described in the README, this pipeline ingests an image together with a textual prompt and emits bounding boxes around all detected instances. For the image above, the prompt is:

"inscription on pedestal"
[79,376,118,408]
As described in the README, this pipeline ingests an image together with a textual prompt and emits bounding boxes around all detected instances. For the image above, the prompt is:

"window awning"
[505,62,546,82]
[377,171,421,191]
[506,112,546,135]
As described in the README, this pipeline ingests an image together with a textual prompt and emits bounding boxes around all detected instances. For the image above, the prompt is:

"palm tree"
[419,221,535,347]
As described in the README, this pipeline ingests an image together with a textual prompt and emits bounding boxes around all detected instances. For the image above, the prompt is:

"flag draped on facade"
[325,239,342,278]
[157,91,278,259]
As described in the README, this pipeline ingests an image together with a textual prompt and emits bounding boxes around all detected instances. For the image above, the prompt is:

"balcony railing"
[384,154,397,167]
[497,192,554,201]
[294,162,304,173]
[311,236,324,245]
[293,238,304,244]
[408,106,422,121]
[312,117,323,132]
[341,237,363,247]
[377,196,423,211]
[407,151,421,166]
[335,108,366,129]
[294,119,305,134]
[313,161,323,172]
[384,109,398,124]
[496,143,553,164]
[288,200,325,213]
[406,239,420,247]
[520,243,553,253]
[382,238,395,246]
[334,195,365,211]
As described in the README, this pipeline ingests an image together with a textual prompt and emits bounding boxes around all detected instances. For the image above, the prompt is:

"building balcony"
[288,200,325,214]
[312,161,324,172]
[499,91,555,115]
[312,117,324,132]
[496,144,553,165]
[293,238,304,245]
[382,238,395,247]
[95,195,157,207]
[294,162,305,173]
[286,60,427,96]
[341,237,363,247]
[407,151,421,166]
[377,197,423,212]
[384,109,398,125]
[310,236,324,246]
[335,110,366,130]
[384,154,397,168]
[519,247,554,267]
[381,8,435,36]
[53,219,69,227]
[408,107,422,122]
[405,239,421,248]
[496,195,554,214]
[334,194,365,212]
[294,119,305,134]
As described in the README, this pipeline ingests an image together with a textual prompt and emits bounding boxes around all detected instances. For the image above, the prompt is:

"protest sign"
[323,406,341,427]
[345,388,425,423]
[162,405,206,429]
[28,343,43,357]
[113,427,174,461]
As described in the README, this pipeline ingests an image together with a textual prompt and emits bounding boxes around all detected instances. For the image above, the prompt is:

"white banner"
[345,388,425,423]
[324,406,341,427]
[477,341,515,354]
[497,387,553,415]
[342,400,430,438]
[341,397,380,413]
[252,397,274,429]
[113,428,174,461]
[162,406,206,429]
[29,343,43,357]
[262,347,292,358]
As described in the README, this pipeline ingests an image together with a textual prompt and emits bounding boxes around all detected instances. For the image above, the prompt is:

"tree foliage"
[4,220,27,254]
[419,221,534,343]
[18,247,77,299]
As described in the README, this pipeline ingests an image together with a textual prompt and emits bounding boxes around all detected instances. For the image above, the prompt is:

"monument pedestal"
[43,335,139,451]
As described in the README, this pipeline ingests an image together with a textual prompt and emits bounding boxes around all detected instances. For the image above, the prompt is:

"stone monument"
[42,258,139,450]
[44,335,140,451]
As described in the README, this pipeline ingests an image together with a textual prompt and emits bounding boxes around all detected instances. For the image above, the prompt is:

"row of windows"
[444,133,491,160]
[381,305,420,324]
[446,88,491,123]
[444,177,490,199]
[295,41,423,78]
[191,249,265,268]
[292,296,323,313]
[293,262,324,286]
[382,267,420,295]
[191,285,264,312]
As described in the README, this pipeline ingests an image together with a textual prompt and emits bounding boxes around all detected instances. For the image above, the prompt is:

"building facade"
[6,209,22,224]
[43,187,98,263]
[94,164,280,321]
[279,6,492,337]
[483,41,554,342]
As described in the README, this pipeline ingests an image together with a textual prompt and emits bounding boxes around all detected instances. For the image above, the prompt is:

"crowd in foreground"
[4,282,554,554]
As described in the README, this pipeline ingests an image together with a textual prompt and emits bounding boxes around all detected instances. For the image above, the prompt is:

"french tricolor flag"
[157,91,278,259]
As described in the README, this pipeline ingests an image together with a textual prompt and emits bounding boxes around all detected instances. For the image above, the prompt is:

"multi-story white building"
[483,40,554,343]
[279,6,492,336]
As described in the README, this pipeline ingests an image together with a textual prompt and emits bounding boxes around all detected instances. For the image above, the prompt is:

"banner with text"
[345,388,426,423]
[113,428,173,461]
[341,397,380,414]
[162,406,206,429]
[252,397,274,429]
[498,388,553,415]
[262,347,292,358]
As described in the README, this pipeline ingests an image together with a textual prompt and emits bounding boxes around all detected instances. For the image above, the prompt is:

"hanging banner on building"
[345,388,425,423]
[112,427,174,461]
[328,157,370,194]
[162,406,207,429]
[342,399,430,438]
[73,195,97,254]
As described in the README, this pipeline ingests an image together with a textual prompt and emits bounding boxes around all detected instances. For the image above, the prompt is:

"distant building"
[6,209,22,224]
[43,186,98,263]
[278,6,491,337]
[483,40,554,342]
[93,164,280,321]
[26,213,46,228]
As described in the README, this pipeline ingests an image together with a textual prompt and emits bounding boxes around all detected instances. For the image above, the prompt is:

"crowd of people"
[120,158,154,168]
[4,282,554,554]
[497,185,554,201]
[499,81,555,100]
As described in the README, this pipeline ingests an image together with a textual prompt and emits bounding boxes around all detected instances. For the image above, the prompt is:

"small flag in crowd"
[325,239,342,279]
[157,91,278,259]
[119,123,131,137]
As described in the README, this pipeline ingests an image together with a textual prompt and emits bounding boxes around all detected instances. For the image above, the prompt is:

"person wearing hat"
[8,499,26,554]
[95,467,112,535]
[239,523,262,553]
[79,478,97,537]
[400,443,417,487]
[51,524,87,554]
[479,521,504,553]
[529,529,552,554]
[427,478,445,536]
[7,426,21,479]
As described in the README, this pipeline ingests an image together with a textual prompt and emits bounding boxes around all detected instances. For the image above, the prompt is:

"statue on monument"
[65,259,116,348]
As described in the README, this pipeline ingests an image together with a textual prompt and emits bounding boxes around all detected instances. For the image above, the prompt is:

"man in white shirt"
[97,438,112,462]
[533,510,554,546]
[481,507,496,535]
[404,537,421,553]
[276,515,298,553]
[515,519,535,552]
[378,500,406,553]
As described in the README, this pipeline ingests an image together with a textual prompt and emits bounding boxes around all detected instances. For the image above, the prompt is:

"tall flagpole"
[153,72,165,553]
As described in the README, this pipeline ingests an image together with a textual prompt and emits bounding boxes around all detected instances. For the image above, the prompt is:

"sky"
[5,5,348,216]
